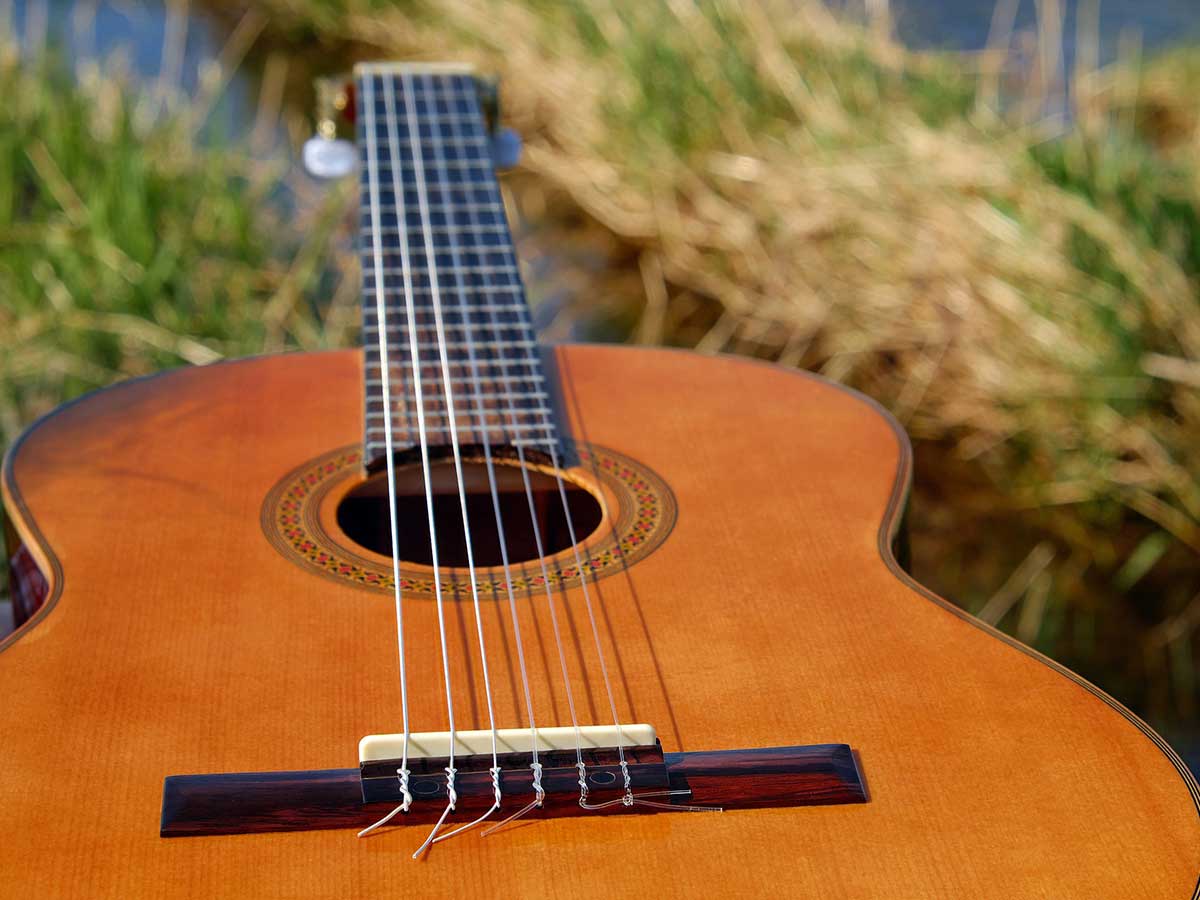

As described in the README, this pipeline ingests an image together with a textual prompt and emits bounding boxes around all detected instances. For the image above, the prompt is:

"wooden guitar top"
[2,345,1197,898]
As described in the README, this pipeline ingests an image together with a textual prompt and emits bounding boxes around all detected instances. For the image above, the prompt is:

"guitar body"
[2,345,1197,898]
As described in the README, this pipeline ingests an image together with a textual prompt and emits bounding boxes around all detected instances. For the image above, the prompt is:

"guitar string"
[427,77,566,840]
[404,74,593,822]
[438,100,654,810]
[356,70,465,853]
[427,77,573,834]
[435,75,638,816]
[361,71,693,839]
[398,70,504,858]
[355,70,414,840]
[545,445,633,807]
[414,72,518,846]
[437,72,547,821]
[445,115,592,809]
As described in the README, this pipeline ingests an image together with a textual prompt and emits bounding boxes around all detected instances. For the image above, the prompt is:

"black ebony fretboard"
[356,64,555,470]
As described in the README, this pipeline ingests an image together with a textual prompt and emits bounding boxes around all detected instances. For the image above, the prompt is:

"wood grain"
[2,346,1197,898]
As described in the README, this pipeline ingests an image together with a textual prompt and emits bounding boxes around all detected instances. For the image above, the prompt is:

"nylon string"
[356,70,414,840]
[430,78,562,834]
[396,70,505,856]
[431,74,589,825]
[437,74,548,827]
[415,72,514,846]
[461,133,648,811]
[458,163,589,803]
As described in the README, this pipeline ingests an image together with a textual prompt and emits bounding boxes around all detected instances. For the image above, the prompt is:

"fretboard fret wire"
[365,337,540,354]
[370,155,495,172]
[365,184,507,201]
[363,302,531,319]
[366,363,540,379]
[361,289,525,304]
[359,223,511,237]
[363,324,533,340]
[358,201,509,218]
[359,246,516,262]
[364,422,556,436]
[363,265,522,279]
[364,382,550,402]
[367,409,554,423]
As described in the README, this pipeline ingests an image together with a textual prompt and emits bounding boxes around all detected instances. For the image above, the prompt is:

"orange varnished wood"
[2,346,1197,898]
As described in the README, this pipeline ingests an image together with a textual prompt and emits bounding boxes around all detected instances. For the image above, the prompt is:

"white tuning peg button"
[303,136,358,179]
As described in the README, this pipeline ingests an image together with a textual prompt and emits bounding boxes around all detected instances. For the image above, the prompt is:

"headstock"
[302,70,522,180]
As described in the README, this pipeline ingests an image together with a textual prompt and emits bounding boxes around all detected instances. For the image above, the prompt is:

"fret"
[363,383,548,403]
[363,395,549,410]
[364,422,556,436]
[361,109,494,126]
[363,309,527,326]
[372,156,495,172]
[359,193,506,209]
[416,339,537,351]
[363,302,530,320]
[364,412,552,427]
[360,222,512,237]
[362,367,542,381]
[359,131,492,151]
[461,373,544,385]
[362,338,542,352]
[357,374,547,393]
[365,242,509,259]
[364,264,521,277]
[363,348,535,364]
[361,287,525,305]
[365,181,506,196]
[366,435,558,452]
[363,329,531,343]
[367,405,553,419]
[364,373,546,388]
[359,204,509,221]
[362,353,535,369]
[363,325,530,337]
[359,244,513,259]
[364,361,538,376]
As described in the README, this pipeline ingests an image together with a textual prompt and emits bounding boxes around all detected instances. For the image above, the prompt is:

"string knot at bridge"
[530,761,545,805]
[444,766,458,811]
[398,767,412,812]
[576,761,589,807]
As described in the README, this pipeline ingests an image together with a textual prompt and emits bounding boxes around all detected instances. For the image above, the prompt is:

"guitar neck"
[355,63,555,471]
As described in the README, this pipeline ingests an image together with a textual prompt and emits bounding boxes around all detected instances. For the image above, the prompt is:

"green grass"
[0,38,355,444]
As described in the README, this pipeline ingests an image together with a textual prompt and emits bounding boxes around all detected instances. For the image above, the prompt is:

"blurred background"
[1,0,1198,774]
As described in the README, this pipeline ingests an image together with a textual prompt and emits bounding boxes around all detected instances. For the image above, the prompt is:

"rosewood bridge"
[160,725,866,837]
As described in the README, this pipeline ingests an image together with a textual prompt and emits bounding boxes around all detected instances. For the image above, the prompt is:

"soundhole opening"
[336,460,604,568]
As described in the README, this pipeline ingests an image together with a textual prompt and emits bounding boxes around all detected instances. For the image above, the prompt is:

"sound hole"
[336,460,604,567]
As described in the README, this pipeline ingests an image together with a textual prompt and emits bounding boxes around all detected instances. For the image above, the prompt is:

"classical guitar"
[3,62,1198,898]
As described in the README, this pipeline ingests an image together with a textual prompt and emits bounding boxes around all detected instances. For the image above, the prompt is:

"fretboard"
[355,63,555,470]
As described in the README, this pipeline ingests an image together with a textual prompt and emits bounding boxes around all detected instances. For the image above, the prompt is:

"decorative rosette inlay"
[262,443,675,597]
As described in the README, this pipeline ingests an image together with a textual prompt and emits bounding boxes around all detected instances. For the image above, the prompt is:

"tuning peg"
[305,76,356,179]
[490,128,522,170]
[304,136,357,179]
